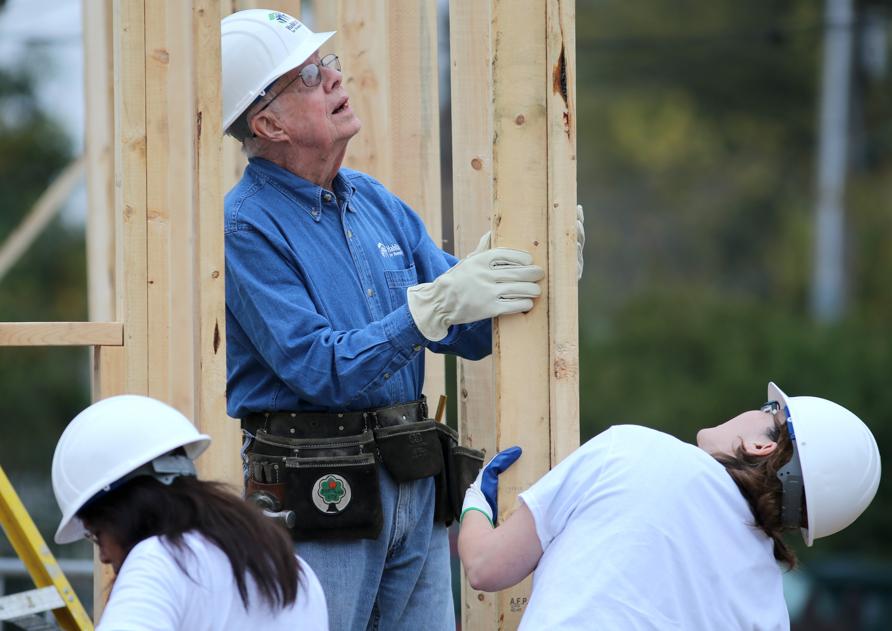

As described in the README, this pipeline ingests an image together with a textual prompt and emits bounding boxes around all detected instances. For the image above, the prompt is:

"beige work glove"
[407,235,544,342]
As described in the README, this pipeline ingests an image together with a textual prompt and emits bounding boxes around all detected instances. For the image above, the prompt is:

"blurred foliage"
[576,0,892,572]
[0,63,89,480]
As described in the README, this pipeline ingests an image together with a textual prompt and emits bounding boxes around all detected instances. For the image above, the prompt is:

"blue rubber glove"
[460,446,523,526]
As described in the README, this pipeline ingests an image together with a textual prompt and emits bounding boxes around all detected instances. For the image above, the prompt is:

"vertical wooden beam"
[192,0,240,487]
[314,1,391,182]
[90,344,124,620]
[451,1,579,628]
[114,0,149,397]
[311,0,446,409]
[144,1,177,406]
[83,0,116,325]
[546,0,579,464]
[492,1,551,626]
[387,0,446,411]
[449,1,498,628]
[220,0,301,192]
[87,4,119,617]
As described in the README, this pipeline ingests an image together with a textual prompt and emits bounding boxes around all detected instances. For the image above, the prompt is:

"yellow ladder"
[0,466,93,630]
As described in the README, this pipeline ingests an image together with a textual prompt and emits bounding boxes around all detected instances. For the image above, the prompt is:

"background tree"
[576,0,892,574]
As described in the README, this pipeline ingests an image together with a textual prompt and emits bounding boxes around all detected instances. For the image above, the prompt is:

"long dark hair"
[711,419,802,569]
[78,475,298,610]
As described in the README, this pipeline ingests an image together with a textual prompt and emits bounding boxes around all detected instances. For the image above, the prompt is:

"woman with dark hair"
[51,395,328,630]
[458,382,881,630]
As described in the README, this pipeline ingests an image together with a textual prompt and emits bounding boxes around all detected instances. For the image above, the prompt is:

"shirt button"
[323,193,333,202]
[346,230,353,238]
[413,345,422,352]
[367,288,374,297]
[384,372,391,380]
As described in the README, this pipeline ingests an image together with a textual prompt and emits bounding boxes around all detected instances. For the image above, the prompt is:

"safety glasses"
[762,400,804,529]
[252,53,341,117]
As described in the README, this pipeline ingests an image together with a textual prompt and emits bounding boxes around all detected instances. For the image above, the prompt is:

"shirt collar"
[247,158,357,221]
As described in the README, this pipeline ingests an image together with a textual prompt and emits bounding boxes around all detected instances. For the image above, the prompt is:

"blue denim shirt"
[224,158,491,418]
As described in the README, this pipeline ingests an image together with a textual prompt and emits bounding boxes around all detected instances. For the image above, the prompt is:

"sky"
[0,0,84,146]
[0,0,85,222]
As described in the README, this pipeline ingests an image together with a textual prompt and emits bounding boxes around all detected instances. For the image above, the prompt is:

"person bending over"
[458,382,881,630]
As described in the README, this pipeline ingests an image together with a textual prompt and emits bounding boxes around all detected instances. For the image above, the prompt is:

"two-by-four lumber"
[0,322,123,347]
[192,0,240,486]
[311,0,446,410]
[83,0,116,324]
[449,0,499,628]
[448,1,579,629]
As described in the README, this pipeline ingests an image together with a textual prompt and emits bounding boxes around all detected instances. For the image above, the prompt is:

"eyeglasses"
[252,54,341,117]
[763,400,805,529]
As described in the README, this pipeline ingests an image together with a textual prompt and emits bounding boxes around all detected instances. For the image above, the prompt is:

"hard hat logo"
[313,474,351,514]
[268,11,304,34]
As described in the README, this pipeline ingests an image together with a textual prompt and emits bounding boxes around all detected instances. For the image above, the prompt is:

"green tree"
[575,0,892,568]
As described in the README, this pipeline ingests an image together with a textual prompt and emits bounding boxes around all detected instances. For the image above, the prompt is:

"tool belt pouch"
[251,430,382,541]
[449,446,484,519]
[374,420,443,482]
[245,460,286,508]
[433,424,485,525]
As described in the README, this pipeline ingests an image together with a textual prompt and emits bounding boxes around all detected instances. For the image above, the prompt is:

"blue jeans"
[296,466,454,631]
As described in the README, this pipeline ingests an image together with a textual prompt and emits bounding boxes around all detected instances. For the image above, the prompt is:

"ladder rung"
[0,586,64,621]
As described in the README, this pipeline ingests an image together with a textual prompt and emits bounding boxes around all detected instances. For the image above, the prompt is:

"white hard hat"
[221,9,335,131]
[768,382,881,546]
[51,395,211,544]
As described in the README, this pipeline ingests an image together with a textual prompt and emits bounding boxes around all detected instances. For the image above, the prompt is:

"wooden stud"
[144,1,176,405]
[90,344,125,621]
[220,1,301,192]
[0,322,122,347]
[387,0,446,410]
[313,1,391,182]
[192,0,241,487]
[546,0,579,464]
[311,0,446,411]
[449,1,499,628]
[114,0,149,396]
[491,1,551,626]
[83,0,116,324]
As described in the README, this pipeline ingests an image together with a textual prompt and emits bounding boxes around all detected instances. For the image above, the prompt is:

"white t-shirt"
[97,532,328,630]
[517,425,789,631]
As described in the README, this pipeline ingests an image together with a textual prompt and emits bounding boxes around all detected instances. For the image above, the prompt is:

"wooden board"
[114,0,149,396]
[310,0,446,410]
[448,1,499,628]
[83,0,116,324]
[546,0,579,464]
[0,322,122,347]
[193,0,241,488]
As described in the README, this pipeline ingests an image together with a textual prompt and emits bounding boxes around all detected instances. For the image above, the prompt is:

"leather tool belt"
[242,397,483,541]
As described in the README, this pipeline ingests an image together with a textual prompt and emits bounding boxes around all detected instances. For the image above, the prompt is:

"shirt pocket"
[383,265,418,310]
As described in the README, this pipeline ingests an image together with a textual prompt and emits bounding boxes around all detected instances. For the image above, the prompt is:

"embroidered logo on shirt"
[377,242,404,258]
[313,474,351,514]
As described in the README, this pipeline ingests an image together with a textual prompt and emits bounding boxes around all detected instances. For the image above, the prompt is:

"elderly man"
[221,9,582,631]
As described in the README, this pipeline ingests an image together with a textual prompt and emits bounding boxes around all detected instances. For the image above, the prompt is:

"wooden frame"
[0,1,577,627]
[451,1,578,628]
